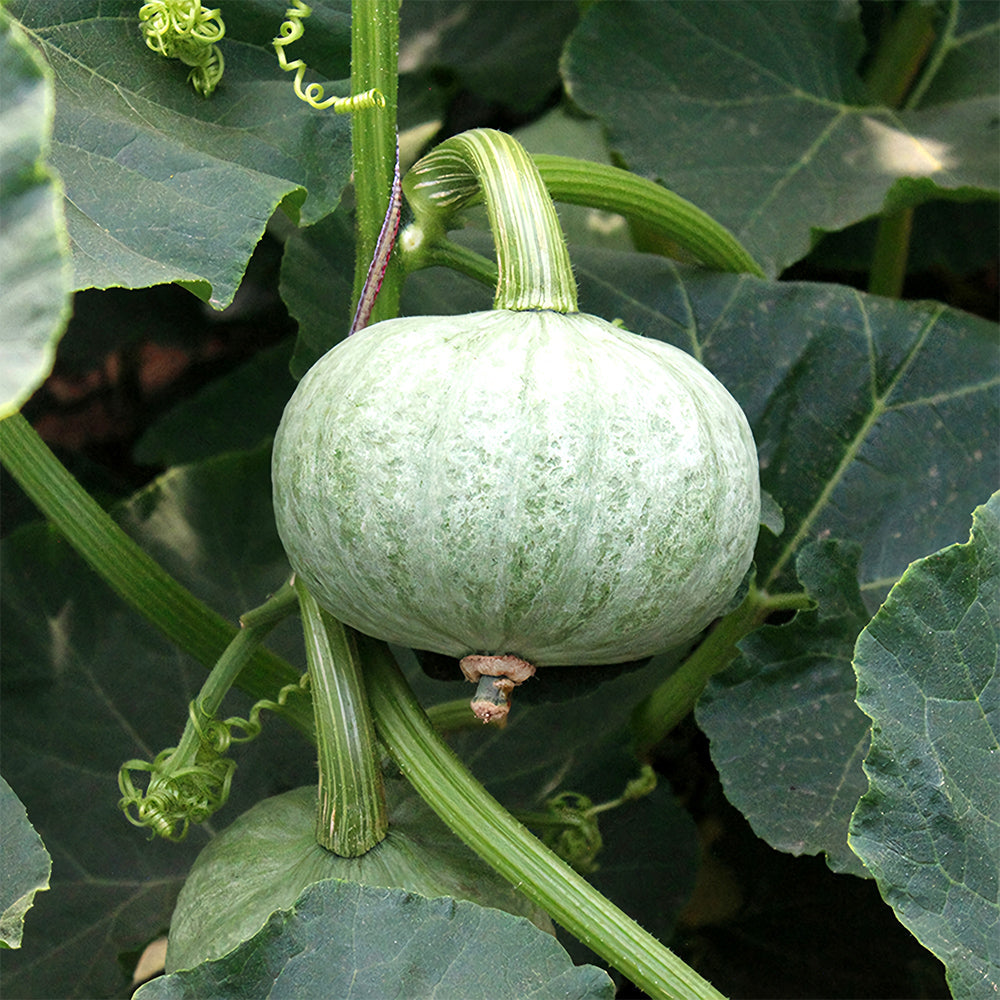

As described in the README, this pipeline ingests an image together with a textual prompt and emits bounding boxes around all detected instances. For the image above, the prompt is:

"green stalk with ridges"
[350,0,401,325]
[360,634,726,1000]
[404,128,578,313]
[533,155,765,277]
[295,577,388,856]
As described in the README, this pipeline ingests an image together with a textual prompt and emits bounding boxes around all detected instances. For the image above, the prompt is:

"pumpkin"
[271,306,760,715]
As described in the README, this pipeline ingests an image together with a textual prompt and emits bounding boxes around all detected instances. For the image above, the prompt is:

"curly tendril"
[273,1,384,112]
[138,0,225,96]
[117,673,309,841]
[515,766,659,874]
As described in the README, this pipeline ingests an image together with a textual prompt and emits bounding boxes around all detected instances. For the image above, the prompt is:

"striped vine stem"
[294,578,388,856]
[403,128,578,314]
[532,155,765,278]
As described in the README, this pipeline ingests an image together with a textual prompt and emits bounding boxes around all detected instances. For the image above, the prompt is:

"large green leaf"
[399,0,579,114]
[0,775,51,950]
[562,0,999,276]
[166,781,552,973]
[0,448,311,999]
[6,1,354,307]
[696,541,872,876]
[850,492,1000,1000]
[138,879,615,1000]
[0,12,72,418]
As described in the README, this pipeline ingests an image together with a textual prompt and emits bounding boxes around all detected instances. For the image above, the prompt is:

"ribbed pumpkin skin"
[272,310,760,666]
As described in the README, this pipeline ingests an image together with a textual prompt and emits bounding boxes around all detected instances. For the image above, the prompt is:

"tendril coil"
[274,1,384,112]
[536,792,604,874]
[117,673,309,840]
[139,0,225,96]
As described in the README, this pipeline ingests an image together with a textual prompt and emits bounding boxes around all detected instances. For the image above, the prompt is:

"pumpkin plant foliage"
[1,2,998,999]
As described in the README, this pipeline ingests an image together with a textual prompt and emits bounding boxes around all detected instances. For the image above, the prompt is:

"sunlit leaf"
[563,0,999,276]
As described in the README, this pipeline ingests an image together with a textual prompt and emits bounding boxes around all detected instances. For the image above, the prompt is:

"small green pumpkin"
[272,308,760,693]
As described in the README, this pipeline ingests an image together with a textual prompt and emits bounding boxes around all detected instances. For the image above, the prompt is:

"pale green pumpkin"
[272,308,760,669]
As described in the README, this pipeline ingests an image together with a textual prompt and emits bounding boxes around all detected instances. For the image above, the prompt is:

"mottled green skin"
[272,310,760,666]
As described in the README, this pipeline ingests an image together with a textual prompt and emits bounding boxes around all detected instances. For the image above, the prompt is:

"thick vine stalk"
[0,412,311,733]
[295,578,388,855]
[360,634,726,1000]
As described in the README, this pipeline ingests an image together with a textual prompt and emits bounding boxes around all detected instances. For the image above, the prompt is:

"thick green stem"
[350,0,401,325]
[404,128,578,312]
[360,634,726,1000]
[295,578,387,856]
[862,0,940,298]
[868,207,915,299]
[532,155,765,278]
[0,412,311,734]
[631,588,813,758]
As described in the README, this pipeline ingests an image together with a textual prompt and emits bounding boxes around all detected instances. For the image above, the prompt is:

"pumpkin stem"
[403,128,578,313]
[460,653,536,724]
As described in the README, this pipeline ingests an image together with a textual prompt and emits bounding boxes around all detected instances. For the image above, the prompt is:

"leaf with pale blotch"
[563,1,999,276]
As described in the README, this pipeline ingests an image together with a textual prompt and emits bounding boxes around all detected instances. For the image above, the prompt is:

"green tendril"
[117,674,309,841]
[273,1,384,112]
[139,0,225,96]
[118,743,236,842]
[117,582,305,841]
[516,766,658,874]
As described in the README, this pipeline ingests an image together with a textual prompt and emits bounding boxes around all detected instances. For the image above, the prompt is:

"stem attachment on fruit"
[403,129,578,313]
[460,653,536,724]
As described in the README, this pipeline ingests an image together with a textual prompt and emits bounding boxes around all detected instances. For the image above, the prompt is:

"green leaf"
[0,448,312,999]
[562,1,999,276]
[167,781,552,973]
[6,1,355,308]
[562,248,1000,607]
[696,541,872,876]
[399,0,579,114]
[0,11,72,418]
[849,492,1000,1000]
[0,775,52,949]
[140,879,614,1000]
